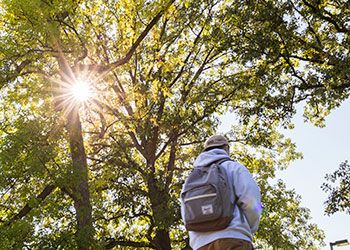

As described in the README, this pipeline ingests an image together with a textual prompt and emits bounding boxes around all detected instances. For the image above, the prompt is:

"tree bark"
[66,107,94,250]
[148,176,172,250]
[154,229,171,250]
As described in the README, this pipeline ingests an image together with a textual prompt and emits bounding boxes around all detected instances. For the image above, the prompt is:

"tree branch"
[7,185,56,225]
[302,0,349,33]
[104,0,175,72]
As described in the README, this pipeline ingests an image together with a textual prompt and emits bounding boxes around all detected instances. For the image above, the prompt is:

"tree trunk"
[55,47,94,248]
[154,229,171,250]
[66,107,94,249]
[148,176,172,250]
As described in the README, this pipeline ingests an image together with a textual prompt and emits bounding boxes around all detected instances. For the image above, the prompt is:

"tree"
[322,161,350,215]
[255,181,325,249]
[0,0,174,249]
[2,0,349,249]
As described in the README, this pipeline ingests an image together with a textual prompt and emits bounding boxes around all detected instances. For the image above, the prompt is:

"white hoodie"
[181,149,263,250]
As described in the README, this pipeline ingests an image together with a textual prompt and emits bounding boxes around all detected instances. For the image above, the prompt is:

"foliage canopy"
[322,161,350,216]
[2,0,350,249]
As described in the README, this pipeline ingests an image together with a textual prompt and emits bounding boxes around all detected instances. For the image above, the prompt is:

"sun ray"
[51,64,99,116]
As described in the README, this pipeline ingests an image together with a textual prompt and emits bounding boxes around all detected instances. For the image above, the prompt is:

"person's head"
[203,135,229,154]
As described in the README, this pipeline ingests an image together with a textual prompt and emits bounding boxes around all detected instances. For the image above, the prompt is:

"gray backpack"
[181,159,235,232]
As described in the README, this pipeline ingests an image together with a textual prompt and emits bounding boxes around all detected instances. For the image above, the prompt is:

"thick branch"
[104,0,175,72]
[92,99,145,156]
[181,47,215,102]
[8,185,56,224]
[165,137,178,187]
[302,0,349,33]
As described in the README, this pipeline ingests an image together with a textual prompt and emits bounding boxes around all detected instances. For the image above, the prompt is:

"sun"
[51,64,99,114]
[70,80,92,102]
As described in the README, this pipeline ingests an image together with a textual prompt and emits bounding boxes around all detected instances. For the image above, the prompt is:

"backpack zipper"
[183,193,217,202]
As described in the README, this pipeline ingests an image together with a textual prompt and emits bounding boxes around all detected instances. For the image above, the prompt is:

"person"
[182,135,263,250]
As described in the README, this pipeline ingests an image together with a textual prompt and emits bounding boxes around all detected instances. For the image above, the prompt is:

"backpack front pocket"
[182,185,222,223]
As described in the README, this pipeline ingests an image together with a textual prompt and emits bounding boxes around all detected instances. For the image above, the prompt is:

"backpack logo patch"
[201,204,213,215]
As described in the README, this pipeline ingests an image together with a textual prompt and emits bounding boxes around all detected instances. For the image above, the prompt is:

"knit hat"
[204,135,229,150]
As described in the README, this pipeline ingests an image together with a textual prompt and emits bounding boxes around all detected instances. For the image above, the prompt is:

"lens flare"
[70,80,92,102]
[51,57,100,114]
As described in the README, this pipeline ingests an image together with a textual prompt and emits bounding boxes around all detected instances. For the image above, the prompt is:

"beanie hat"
[204,135,229,150]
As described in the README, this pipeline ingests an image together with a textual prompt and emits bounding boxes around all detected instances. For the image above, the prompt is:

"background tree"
[0,0,173,249]
[1,0,350,249]
[322,161,350,215]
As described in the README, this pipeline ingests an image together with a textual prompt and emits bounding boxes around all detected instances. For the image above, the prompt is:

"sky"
[219,100,350,250]
[277,100,350,250]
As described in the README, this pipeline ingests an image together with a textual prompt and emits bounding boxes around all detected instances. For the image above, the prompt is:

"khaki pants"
[198,238,253,250]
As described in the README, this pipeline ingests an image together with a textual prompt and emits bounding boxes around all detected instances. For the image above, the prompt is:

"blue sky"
[219,100,350,249]
[278,100,350,250]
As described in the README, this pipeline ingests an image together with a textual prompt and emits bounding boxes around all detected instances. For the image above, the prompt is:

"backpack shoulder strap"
[215,158,244,220]
[215,158,233,166]
[216,158,246,223]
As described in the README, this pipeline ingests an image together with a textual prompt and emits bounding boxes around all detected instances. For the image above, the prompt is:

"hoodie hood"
[193,148,231,168]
